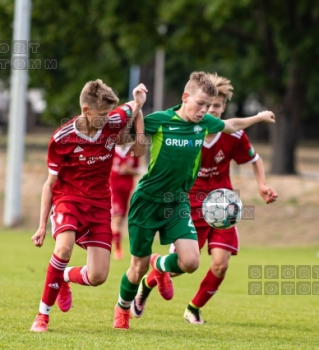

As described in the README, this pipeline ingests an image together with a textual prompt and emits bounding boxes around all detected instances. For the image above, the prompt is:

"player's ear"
[222,102,226,113]
[182,92,189,103]
[82,105,89,114]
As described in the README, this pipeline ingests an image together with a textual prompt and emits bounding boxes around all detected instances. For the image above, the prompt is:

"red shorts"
[191,206,239,255]
[111,188,131,216]
[50,201,112,251]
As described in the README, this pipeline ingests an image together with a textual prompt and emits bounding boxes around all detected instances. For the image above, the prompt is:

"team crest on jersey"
[214,150,225,163]
[105,135,117,151]
[121,105,132,117]
[79,154,86,161]
[194,125,202,134]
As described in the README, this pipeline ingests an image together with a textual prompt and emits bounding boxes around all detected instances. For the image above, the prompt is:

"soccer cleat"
[113,304,131,330]
[150,254,174,300]
[56,282,72,312]
[130,275,152,318]
[30,313,49,332]
[183,305,205,325]
[114,249,124,260]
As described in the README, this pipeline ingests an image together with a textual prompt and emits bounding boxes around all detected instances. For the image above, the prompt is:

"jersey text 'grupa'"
[136,105,225,203]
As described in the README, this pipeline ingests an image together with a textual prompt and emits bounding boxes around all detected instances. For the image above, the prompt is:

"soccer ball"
[202,188,243,229]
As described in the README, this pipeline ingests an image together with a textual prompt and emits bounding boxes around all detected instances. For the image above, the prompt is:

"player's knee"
[181,256,200,273]
[54,246,73,260]
[128,263,148,283]
[88,273,107,286]
[211,262,229,277]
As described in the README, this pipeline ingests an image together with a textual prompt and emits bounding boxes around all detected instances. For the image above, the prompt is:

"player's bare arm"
[222,110,275,134]
[117,110,146,156]
[126,110,146,157]
[252,157,278,204]
[31,173,58,247]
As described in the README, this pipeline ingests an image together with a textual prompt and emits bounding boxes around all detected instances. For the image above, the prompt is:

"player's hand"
[257,110,275,123]
[132,83,148,107]
[126,139,146,157]
[258,185,278,204]
[31,228,47,247]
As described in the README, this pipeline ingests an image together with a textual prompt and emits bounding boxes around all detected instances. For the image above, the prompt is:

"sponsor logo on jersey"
[194,125,202,134]
[214,150,225,163]
[74,146,84,153]
[121,105,132,117]
[248,146,255,157]
[87,154,112,165]
[165,138,203,147]
[169,127,180,130]
[198,166,219,177]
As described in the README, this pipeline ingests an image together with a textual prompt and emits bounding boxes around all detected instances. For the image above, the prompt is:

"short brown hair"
[79,79,119,109]
[208,73,233,102]
[184,72,218,97]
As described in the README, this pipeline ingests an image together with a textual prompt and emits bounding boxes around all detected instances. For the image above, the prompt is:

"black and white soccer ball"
[202,188,243,229]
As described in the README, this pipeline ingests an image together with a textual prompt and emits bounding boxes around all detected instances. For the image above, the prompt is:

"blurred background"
[0,0,318,246]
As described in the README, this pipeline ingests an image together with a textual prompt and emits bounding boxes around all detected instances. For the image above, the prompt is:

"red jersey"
[190,130,258,207]
[47,103,133,209]
[110,145,140,193]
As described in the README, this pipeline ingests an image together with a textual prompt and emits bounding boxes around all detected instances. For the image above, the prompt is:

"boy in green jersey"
[113,71,275,329]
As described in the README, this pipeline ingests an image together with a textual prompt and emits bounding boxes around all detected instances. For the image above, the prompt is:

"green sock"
[118,273,139,309]
[156,253,184,274]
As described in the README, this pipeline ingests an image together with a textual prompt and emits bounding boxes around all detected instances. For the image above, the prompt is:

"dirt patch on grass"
[0,134,318,247]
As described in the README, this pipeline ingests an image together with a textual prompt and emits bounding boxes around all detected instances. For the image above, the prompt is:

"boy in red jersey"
[131,73,277,324]
[30,79,147,332]
[110,145,141,259]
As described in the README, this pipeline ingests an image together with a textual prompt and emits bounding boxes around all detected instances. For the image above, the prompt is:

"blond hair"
[208,73,233,102]
[79,79,119,109]
[184,71,218,97]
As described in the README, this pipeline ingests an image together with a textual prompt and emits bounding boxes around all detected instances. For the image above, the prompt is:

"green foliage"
[0,0,318,136]
[1,231,319,349]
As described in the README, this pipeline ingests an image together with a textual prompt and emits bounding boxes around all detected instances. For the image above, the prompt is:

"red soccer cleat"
[30,313,49,332]
[113,304,131,330]
[57,282,72,312]
[150,254,174,300]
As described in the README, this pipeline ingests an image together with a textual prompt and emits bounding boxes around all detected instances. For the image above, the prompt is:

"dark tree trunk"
[269,57,306,174]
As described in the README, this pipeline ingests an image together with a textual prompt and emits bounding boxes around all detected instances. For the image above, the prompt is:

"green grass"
[1,230,319,349]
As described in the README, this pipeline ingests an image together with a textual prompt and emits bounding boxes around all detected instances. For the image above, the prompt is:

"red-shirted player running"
[110,145,141,259]
[131,73,278,324]
[30,79,147,332]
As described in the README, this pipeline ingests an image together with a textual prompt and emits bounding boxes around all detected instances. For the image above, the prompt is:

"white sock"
[63,267,72,282]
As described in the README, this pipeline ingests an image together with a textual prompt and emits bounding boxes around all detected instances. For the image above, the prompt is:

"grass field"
[1,231,319,349]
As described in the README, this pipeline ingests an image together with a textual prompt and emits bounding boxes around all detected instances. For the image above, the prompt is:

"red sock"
[113,232,121,250]
[191,269,224,308]
[41,254,69,307]
[146,269,157,288]
[68,266,92,286]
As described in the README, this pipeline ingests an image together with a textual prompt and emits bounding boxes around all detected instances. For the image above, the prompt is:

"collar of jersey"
[74,118,103,142]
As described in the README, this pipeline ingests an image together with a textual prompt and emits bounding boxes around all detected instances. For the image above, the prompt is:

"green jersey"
[136,105,225,203]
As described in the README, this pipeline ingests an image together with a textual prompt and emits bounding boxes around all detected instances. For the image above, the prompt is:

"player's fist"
[132,83,148,107]
[257,110,275,123]
[126,139,146,157]
[31,228,47,247]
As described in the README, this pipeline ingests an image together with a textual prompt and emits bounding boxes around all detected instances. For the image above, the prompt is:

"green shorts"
[128,193,198,257]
